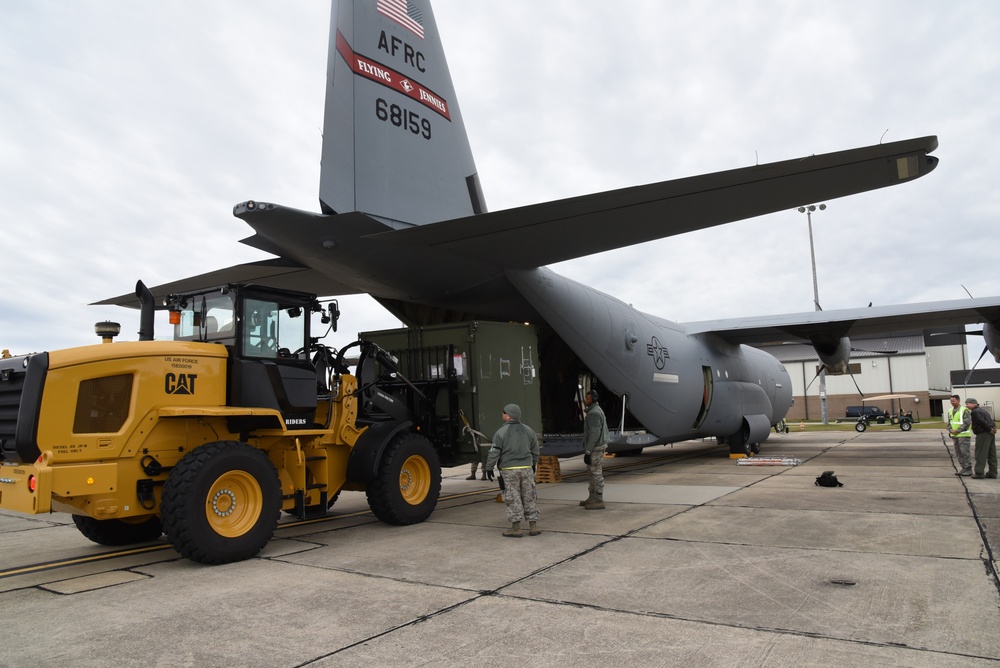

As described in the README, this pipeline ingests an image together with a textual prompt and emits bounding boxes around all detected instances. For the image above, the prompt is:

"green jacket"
[582,402,610,454]
[486,418,540,470]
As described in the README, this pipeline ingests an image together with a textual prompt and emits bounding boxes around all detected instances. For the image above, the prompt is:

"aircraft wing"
[373,136,938,269]
[683,297,1000,345]
[96,137,937,312]
[93,258,362,308]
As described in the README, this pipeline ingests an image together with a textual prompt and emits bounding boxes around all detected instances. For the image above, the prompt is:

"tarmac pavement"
[1,428,998,666]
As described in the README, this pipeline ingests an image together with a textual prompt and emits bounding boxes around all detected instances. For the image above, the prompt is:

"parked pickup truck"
[845,406,886,420]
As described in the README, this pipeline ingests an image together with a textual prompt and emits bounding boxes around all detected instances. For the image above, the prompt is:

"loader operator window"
[173,292,235,344]
[242,297,306,360]
[203,293,235,342]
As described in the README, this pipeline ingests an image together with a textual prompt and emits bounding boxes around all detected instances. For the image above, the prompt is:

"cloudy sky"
[2,1,998,367]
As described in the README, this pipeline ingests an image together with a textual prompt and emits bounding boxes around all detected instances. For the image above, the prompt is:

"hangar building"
[759,329,974,423]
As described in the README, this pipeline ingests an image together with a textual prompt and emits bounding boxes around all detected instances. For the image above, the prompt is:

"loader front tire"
[161,441,280,565]
[366,432,441,525]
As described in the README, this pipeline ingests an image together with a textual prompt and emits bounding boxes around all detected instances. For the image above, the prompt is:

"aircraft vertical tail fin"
[321,0,485,227]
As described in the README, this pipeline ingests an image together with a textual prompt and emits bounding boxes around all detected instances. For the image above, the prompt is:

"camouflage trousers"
[953,437,972,471]
[586,444,608,495]
[500,468,539,523]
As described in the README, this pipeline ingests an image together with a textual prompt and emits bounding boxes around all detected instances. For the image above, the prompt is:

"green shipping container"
[362,321,541,465]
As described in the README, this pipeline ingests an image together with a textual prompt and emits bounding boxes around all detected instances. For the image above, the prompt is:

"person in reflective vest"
[948,394,973,476]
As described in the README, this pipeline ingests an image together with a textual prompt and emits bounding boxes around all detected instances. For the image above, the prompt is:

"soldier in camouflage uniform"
[580,389,610,510]
[948,394,973,476]
[485,403,541,537]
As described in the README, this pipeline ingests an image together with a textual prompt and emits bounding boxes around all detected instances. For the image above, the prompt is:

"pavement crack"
[292,595,482,667]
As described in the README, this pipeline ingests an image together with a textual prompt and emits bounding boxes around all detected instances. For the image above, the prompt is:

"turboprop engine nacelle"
[813,336,851,373]
[984,323,1000,363]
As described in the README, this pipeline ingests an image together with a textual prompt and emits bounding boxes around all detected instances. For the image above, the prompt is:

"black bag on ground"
[815,470,843,487]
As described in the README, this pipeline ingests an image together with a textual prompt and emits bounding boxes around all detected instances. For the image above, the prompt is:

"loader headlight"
[28,475,37,493]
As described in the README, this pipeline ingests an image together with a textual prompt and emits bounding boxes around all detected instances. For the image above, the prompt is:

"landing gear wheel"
[730,422,751,457]
[900,420,912,431]
[749,442,761,455]
[366,432,441,525]
[72,515,163,546]
[161,441,280,564]
[855,421,867,432]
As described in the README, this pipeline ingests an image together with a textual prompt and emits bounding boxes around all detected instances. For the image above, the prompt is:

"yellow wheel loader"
[0,281,446,564]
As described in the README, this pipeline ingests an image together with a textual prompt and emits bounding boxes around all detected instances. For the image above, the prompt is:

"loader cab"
[169,284,319,429]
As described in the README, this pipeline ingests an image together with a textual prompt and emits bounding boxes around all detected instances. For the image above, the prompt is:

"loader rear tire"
[73,515,163,546]
[366,432,441,525]
[161,441,280,565]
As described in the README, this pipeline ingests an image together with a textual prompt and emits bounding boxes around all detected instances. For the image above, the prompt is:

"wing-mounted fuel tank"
[507,267,793,452]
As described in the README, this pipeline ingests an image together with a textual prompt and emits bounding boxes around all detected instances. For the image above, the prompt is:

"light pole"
[798,203,827,423]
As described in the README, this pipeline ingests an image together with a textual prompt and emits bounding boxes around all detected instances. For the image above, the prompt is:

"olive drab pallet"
[0,281,507,564]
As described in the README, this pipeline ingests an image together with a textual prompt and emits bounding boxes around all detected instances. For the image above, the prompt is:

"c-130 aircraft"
[104,0,1000,455]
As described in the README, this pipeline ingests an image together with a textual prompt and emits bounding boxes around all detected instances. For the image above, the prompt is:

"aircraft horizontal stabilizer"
[93,258,361,308]
[684,297,1000,345]
[371,136,938,269]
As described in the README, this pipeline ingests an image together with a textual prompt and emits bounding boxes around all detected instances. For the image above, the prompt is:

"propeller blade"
[929,329,982,337]
[962,345,990,388]
[803,365,826,394]
[848,368,864,397]
[850,341,898,354]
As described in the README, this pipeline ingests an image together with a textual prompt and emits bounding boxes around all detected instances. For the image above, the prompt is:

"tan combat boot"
[584,494,605,510]
[502,521,522,537]
[528,521,541,536]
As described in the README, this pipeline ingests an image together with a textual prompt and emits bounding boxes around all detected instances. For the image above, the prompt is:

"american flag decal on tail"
[377,0,425,39]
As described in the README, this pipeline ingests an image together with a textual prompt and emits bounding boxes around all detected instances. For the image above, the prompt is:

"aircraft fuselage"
[508,268,792,447]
